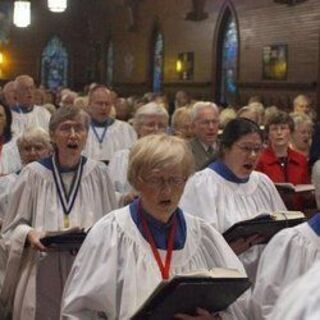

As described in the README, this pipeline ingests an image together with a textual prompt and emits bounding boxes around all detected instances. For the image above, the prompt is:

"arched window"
[217,10,239,106]
[106,41,114,87]
[41,36,68,91]
[151,31,164,93]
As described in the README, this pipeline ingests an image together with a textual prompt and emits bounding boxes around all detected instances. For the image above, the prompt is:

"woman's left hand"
[174,308,221,319]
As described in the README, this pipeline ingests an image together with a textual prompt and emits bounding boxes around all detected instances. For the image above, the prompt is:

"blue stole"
[208,159,249,183]
[308,213,320,236]
[129,198,187,250]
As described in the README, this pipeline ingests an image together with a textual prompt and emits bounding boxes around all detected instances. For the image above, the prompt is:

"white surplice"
[269,260,320,320]
[0,157,118,320]
[83,120,137,162]
[11,105,51,137]
[251,221,320,320]
[0,139,22,175]
[61,206,250,320]
[108,148,132,193]
[0,173,18,220]
[180,168,286,282]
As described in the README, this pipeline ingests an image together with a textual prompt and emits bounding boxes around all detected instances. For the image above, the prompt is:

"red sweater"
[256,146,310,184]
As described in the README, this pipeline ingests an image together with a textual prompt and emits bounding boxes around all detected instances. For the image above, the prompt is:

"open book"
[223,211,306,244]
[275,183,315,193]
[40,227,89,250]
[130,268,250,320]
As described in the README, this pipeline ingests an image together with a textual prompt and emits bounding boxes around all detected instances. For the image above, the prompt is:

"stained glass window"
[220,15,238,106]
[106,42,114,87]
[152,32,164,93]
[41,36,68,92]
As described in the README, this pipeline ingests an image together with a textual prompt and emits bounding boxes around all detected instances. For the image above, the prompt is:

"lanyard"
[91,124,108,147]
[138,201,177,280]
[51,155,84,228]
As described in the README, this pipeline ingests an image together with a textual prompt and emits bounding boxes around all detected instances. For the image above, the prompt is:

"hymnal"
[223,211,306,244]
[275,183,315,193]
[130,268,250,320]
[40,227,88,250]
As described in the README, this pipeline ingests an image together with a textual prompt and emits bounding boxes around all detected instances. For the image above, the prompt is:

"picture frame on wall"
[262,44,288,80]
[178,52,194,80]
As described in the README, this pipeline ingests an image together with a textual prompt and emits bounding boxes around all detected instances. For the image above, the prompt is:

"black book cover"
[131,275,250,320]
[223,214,306,244]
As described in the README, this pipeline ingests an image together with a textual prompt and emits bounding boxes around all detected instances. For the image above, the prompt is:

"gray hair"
[290,112,313,130]
[133,102,169,131]
[191,101,219,122]
[17,127,52,154]
[49,106,90,133]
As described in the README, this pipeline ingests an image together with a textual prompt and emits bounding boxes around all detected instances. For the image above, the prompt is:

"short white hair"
[191,101,219,122]
[133,102,169,130]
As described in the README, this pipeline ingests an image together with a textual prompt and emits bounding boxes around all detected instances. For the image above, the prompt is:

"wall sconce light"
[13,1,31,28]
[176,52,194,80]
[47,0,68,13]
[0,52,5,79]
[176,59,183,73]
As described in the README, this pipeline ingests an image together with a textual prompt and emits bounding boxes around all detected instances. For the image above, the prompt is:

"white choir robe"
[11,105,51,137]
[61,206,250,320]
[0,157,118,320]
[179,169,286,282]
[0,139,22,175]
[83,120,137,162]
[0,173,18,220]
[108,148,132,193]
[269,260,320,320]
[250,221,320,320]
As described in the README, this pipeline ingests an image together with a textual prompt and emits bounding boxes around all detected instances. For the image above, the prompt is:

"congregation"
[0,74,319,319]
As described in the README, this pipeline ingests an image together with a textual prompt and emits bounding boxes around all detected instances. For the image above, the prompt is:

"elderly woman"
[289,112,313,158]
[108,102,169,197]
[180,118,286,282]
[256,110,310,210]
[0,101,21,175]
[171,106,193,140]
[61,134,249,320]
[1,106,117,320]
[0,127,52,224]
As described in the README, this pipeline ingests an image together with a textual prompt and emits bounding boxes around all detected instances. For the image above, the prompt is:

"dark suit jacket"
[189,138,218,171]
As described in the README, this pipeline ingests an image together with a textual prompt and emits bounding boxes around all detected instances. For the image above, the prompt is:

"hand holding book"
[229,233,265,255]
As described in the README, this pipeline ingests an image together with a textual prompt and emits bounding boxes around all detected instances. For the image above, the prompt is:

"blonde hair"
[219,107,236,129]
[172,107,192,130]
[128,134,194,189]
[293,94,310,108]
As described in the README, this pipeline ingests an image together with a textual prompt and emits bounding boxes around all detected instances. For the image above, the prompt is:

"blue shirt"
[129,199,187,250]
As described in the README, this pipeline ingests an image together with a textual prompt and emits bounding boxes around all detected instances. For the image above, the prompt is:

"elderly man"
[83,85,137,164]
[11,75,51,137]
[2,81,17,109]
[189,101,220,170]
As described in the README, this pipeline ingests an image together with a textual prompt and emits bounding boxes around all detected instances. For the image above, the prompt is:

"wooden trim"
[238,81,317,90]
[163,82,212,88]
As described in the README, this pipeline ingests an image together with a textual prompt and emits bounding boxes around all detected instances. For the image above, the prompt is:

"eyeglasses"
[58,123,87,134]
[235,144,263,155]
[140,176,187,188]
